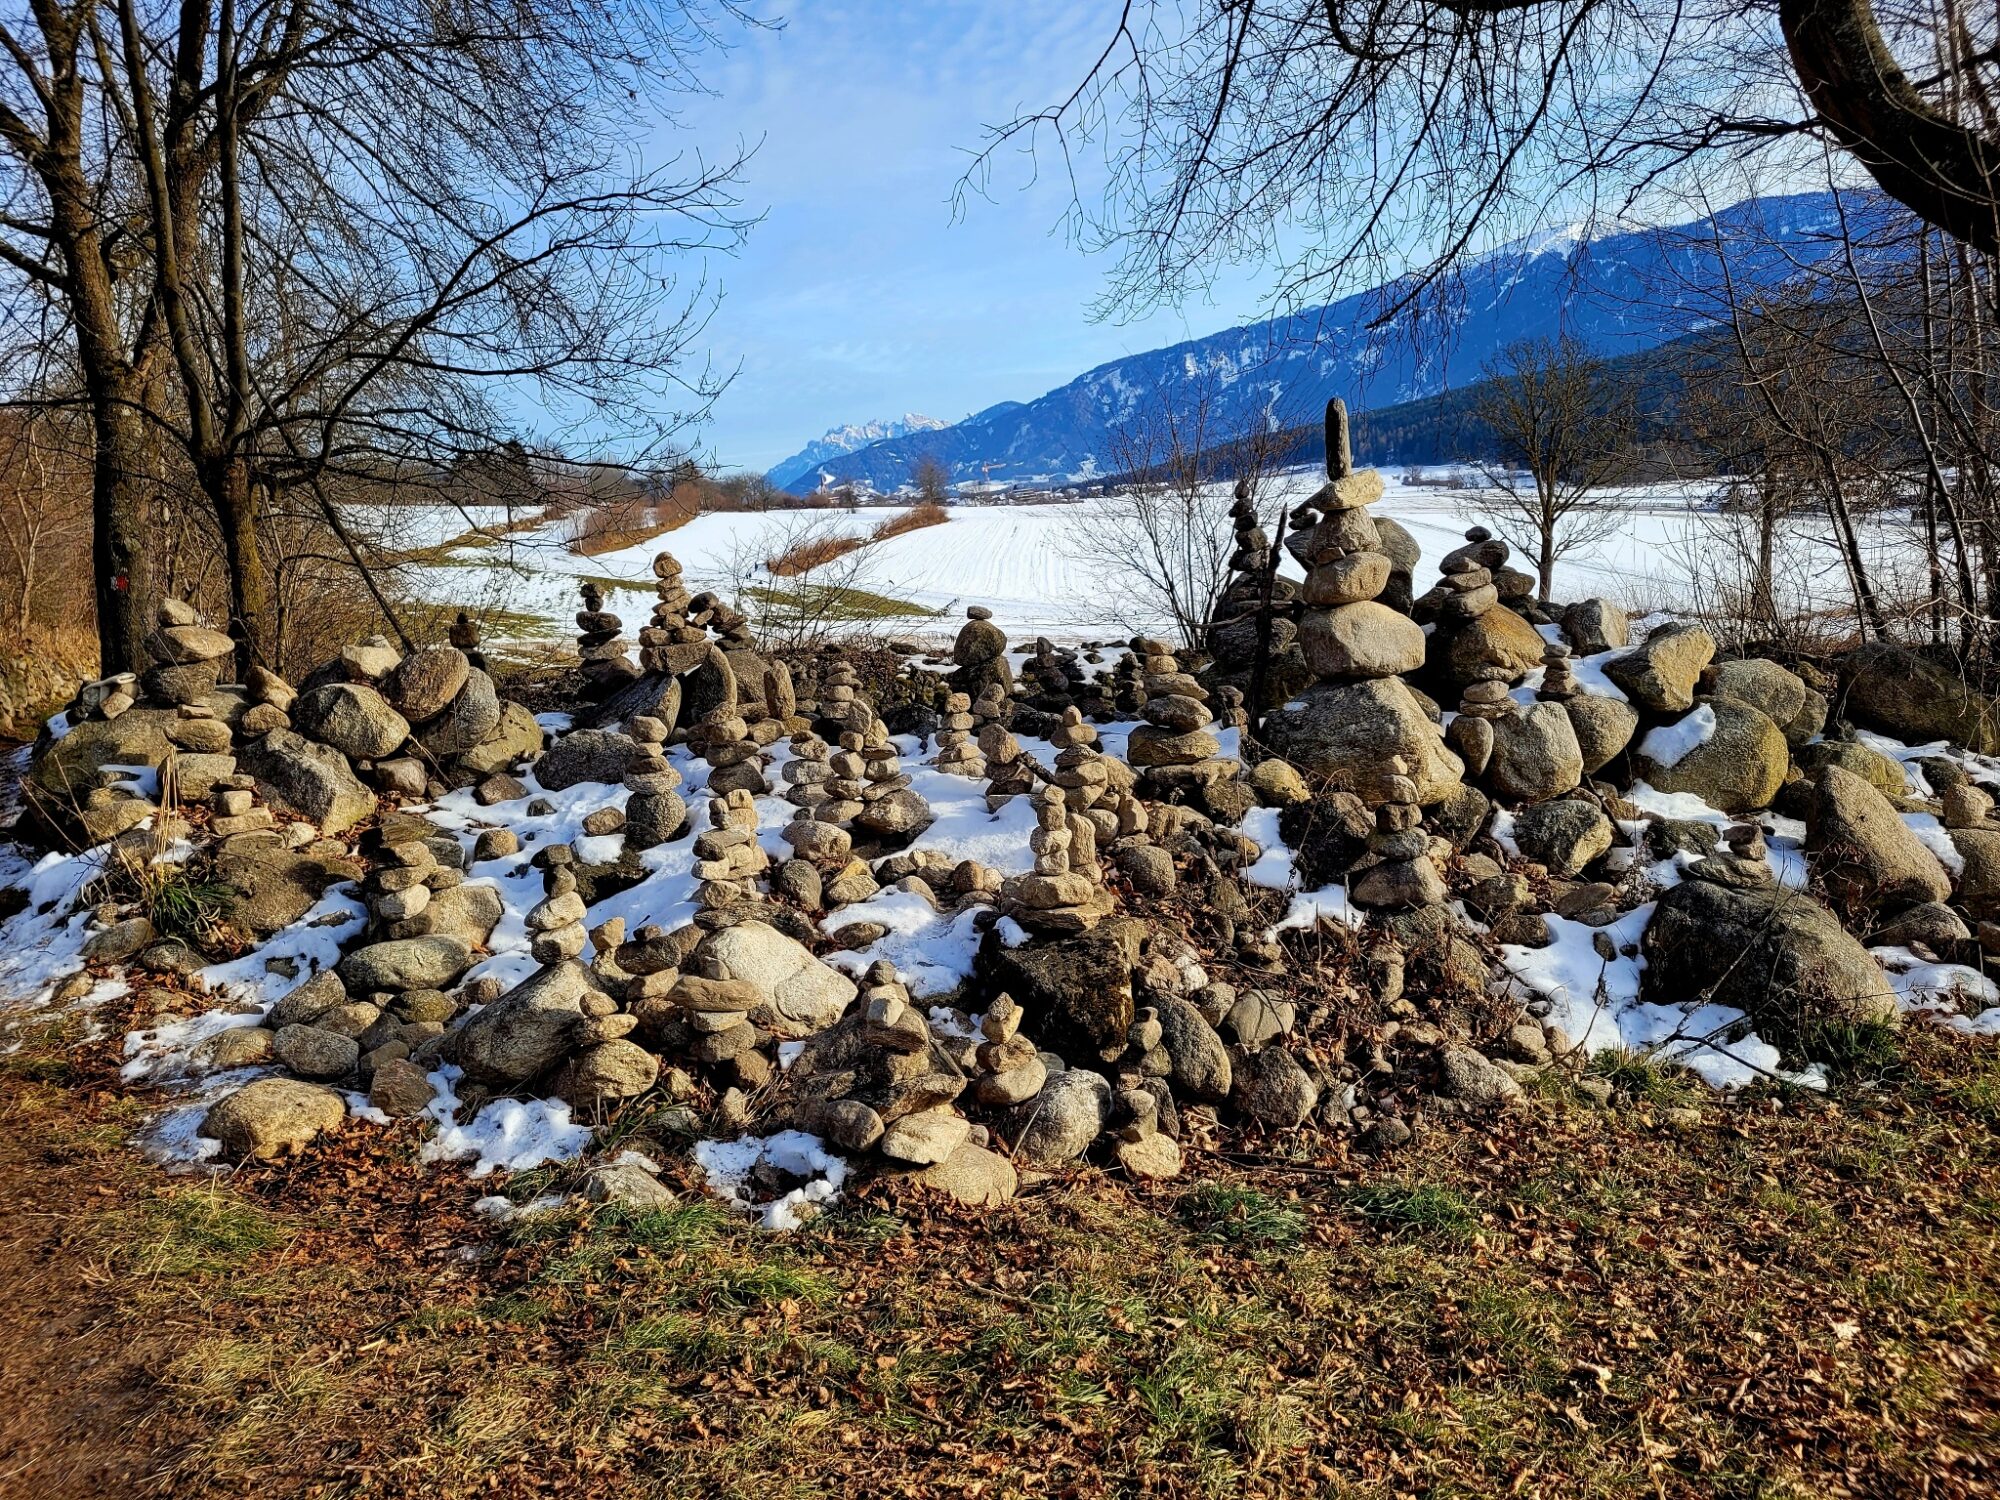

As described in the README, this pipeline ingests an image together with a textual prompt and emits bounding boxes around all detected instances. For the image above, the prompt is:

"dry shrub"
[870,501,948,542]
[767,532,864,577]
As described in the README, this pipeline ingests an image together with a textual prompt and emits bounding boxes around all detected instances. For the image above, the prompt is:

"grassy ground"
[1,1004,1997,1498]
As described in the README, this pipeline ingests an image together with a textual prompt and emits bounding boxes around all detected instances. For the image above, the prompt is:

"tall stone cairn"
[977,684,1036,806]
[1048,706,1114,836]
[1348,755,1448,908]
[621,721,687,851]
[852,713,932,839]
[575,581,641,692]
[1205,480,1300,687]
[932,691,987,779]
[692,787,769,915]
[1434,527,1508,624]
[1289,399,1426,685]
[525,851,590,962]
[1124,639,1233,788]
[638,553,711,676]
[688,710,769,796]
[1001,782,1116,933]
[815,661,872,741]
[949,604,1013,697]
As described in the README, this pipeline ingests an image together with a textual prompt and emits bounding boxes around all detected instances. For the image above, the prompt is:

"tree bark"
[211,455,274,672]
[88,391,160,677]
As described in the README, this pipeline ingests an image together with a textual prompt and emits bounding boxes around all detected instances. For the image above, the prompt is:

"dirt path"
[0,1105,172,1497]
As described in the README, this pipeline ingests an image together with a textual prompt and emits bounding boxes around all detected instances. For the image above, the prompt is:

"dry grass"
[870,501,949,542]
[1,992,1997,1499]
[767,532,866,577]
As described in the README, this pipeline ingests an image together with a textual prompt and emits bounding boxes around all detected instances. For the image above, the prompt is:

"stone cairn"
[638,552,711,676]
[950,604,1012,699]
[1348,755,1447,907]
[360,818,458,937]
[692,787,768,918]
[688,589,759,654]
[621,721,687,851]
[852,715,931,840]
[814,660,872,742]
[448,611,485,672]
[977,687,1036,806]
[1124,638,1234,794]
[526,848,590,962]
[688,710,768,796]
[574,582,640,693]
[1289,399,1425,692]
[970,993,1045,1106]
[1536,641,1578,701]
[1002,782,1115,932]
[1434,528,1509,626]
[1448,672,1513,778]
[1049,707,1114,835]
[1205,481,1301,697]
[931,691,987,779]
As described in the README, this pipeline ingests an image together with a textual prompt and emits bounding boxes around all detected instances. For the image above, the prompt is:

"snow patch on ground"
[694,1130,850,1230]
[1874,946,2000,1034]
[420,1065,592,1177]
[1240,806,1296,891]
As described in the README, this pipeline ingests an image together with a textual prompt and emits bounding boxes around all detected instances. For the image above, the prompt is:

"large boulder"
[1634,701,1789,813]
[1004,1067,1109,1167]
[1485,702,1583,803]
[336,935,472,992]
[910,1142,1018,1206]
[238,728,375,834]
[1796,739,1909,800]
[694,921,856,1038]
[1841,641,2000,754]
[977,918,1142,1061]
[398,881,504,947]
[292,683,410,761]
[30,709,175,802]
[534,728,637,791]
[1641,872,1898,1045]
[1807,764,1951,912]
[1947,829,2000,920]
[1561,598,1629,656]
[381,646,470,722]
[1706,659,1807,732]
[457,699,545,777]
[213,843,363,940]
[1432,603,1548,687]
[201,1077,346,1160]
[1509,798,1613,877]
[451,960,602,1085]
[1262,677,1464,803]
[1563,693,1640,774]
[414,669,502,757]
[1298,604,1427,679]
[1154,993,1232,1102]
[1605,624,1715,713]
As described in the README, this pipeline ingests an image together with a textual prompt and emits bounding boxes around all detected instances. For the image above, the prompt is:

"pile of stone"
[448,611,484,671]
[969,993,1045,1106]
[977,691,1036,806]
[637,553,712,677]
[813,660,872,742]
[1349,756,1448,907]
[692,788,770,917]
[949,605,1012,699]
[1001,783,1115,933]
[574,582,639,693]
[1203,481,1309,710]
[1446,672,1514,779]
[145,601,237,704]
[621,724,688,851]
[850,718,932,841]
[930,691,986,779]
[1124,639,1244,815]
[687,710,769,796]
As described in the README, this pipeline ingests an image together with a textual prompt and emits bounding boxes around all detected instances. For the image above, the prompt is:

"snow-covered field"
[378,470,1934,649]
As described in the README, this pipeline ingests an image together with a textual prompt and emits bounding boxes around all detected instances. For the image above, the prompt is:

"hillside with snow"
[765,414,949,493]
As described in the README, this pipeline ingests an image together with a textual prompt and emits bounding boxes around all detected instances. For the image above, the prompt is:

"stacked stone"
[780,731,837,819]
[1287,400,1426,687]
[621,722,687,851]
[1125,639,1230,779]
[360,819,458,935]
[1536,641,1579,700]
[242,665,294,735]
[1446,671,1514,777]
[144,600,237,704]
[692,788,769,916]
[1048,708,1115,835]
[814,661,873,742]
[1348,756,1448,908]
[574,582,640,692]
[1108,648,1146,716]
[949,605,1013,698]
[852,717,932,839]
[688,590,759,652]
[525,850,590,961]
[1002,783,1116,932]
[688,710,769,796]
[1205,482,1302,687]
[977,689,1035,806]
[931,691,986,778]
[970,994,1046,1106]
[637,553,711,676]
[207,771,272,837]
[448,612,485,672]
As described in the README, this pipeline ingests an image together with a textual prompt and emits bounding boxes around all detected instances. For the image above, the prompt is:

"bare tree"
[705,511,892,651]
[1,0,754,674]
[965,0,2000,329]
[1472,336,1635,600]
[1085,377,1298,650]
[911,453,951,505]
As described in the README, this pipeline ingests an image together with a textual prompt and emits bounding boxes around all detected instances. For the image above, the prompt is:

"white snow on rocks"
[420,1065,592,1176]
[693,1130,849,1230]
[1637,705,1717,768]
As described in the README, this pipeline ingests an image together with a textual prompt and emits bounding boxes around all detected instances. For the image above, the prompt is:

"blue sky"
[672,2,1277,473]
